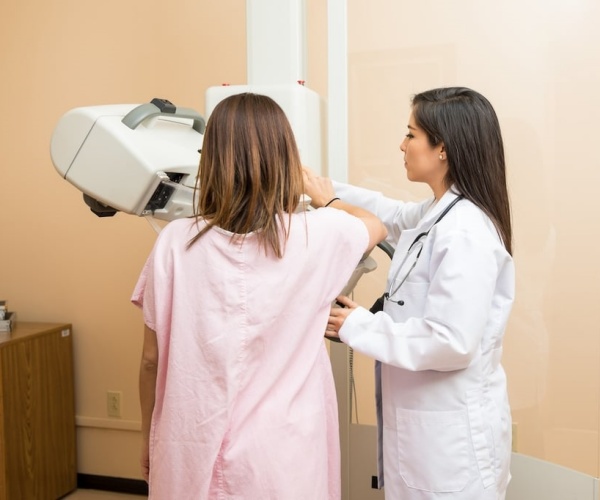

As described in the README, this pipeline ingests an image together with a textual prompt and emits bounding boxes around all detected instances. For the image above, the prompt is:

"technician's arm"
[332,231,513,371]
[139,325,158,483]
[333,180,428,244]
[303,167,387,253]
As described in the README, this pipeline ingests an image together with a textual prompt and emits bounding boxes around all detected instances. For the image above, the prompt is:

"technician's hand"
[326,295,359,339]
[302,167,336,208]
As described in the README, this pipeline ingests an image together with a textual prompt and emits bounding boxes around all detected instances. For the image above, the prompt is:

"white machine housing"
[50,100,204,221]
[206,83,324,175]
[50,85,322,221]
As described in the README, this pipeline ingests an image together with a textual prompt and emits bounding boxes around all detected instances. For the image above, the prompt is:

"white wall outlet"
[107,390,122,418]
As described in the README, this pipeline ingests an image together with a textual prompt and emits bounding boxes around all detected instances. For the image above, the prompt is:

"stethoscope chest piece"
[383,292,404,306]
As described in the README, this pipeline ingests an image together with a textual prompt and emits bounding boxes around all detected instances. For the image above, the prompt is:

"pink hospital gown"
[131,208,368,500]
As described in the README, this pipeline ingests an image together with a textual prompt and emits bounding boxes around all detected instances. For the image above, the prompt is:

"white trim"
[327,0,349,183]
[246,0,306,85]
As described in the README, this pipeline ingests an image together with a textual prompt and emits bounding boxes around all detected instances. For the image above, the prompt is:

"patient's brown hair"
[188,93,303,258]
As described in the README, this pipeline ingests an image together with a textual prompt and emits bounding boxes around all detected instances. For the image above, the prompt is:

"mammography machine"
[50,79,323,221]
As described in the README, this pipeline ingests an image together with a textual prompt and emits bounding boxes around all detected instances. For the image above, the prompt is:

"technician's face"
[399,111,446,187]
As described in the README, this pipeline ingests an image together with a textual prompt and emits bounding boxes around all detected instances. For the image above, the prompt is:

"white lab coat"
[334,182,514,500]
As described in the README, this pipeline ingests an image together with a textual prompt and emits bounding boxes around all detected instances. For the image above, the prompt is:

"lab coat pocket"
[396,408,470,492]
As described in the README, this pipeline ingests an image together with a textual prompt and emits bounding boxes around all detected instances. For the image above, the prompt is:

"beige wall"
[0,0,248,479]
[2,0,600,484]
[0,0,329,481]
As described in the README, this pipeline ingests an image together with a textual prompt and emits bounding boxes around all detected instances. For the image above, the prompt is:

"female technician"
[311,87,515,499]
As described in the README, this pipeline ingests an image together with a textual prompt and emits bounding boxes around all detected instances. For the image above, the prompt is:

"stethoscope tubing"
[384,195,464,305]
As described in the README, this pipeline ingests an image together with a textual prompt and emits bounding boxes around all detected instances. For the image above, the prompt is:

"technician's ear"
[438,144,446,161]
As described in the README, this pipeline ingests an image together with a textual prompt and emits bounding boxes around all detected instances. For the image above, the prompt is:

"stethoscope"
[383,195,464,305]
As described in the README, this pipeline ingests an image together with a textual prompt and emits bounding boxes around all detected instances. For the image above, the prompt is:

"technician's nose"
[400,138,407,152]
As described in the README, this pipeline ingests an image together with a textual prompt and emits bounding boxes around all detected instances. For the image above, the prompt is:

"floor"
[64,490,147,499]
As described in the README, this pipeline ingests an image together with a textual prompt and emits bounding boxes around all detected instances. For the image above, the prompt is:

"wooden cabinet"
[0,322,76,499]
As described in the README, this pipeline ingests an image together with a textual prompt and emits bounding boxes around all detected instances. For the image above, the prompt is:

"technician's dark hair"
[412,87,512,255]
[188,93,304,257]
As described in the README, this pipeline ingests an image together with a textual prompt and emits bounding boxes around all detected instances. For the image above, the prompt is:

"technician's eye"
[405,133,414,139]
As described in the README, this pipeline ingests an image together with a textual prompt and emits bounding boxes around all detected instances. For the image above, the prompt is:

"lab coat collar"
[418,186,463,228]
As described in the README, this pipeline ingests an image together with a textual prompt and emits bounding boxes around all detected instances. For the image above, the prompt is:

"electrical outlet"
[512,422,518,452]
[107,391,122,418]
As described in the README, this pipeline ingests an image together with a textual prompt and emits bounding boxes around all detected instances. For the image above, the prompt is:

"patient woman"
[132,92,387,499]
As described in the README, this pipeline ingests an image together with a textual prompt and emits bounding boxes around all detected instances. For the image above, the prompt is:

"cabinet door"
[0,327,76,499]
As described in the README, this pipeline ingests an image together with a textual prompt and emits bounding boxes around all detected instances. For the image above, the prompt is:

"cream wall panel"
[347,0,600,478]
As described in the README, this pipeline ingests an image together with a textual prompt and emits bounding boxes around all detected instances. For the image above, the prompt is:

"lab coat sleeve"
[339,229,501,371]
[332,180,427,245]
